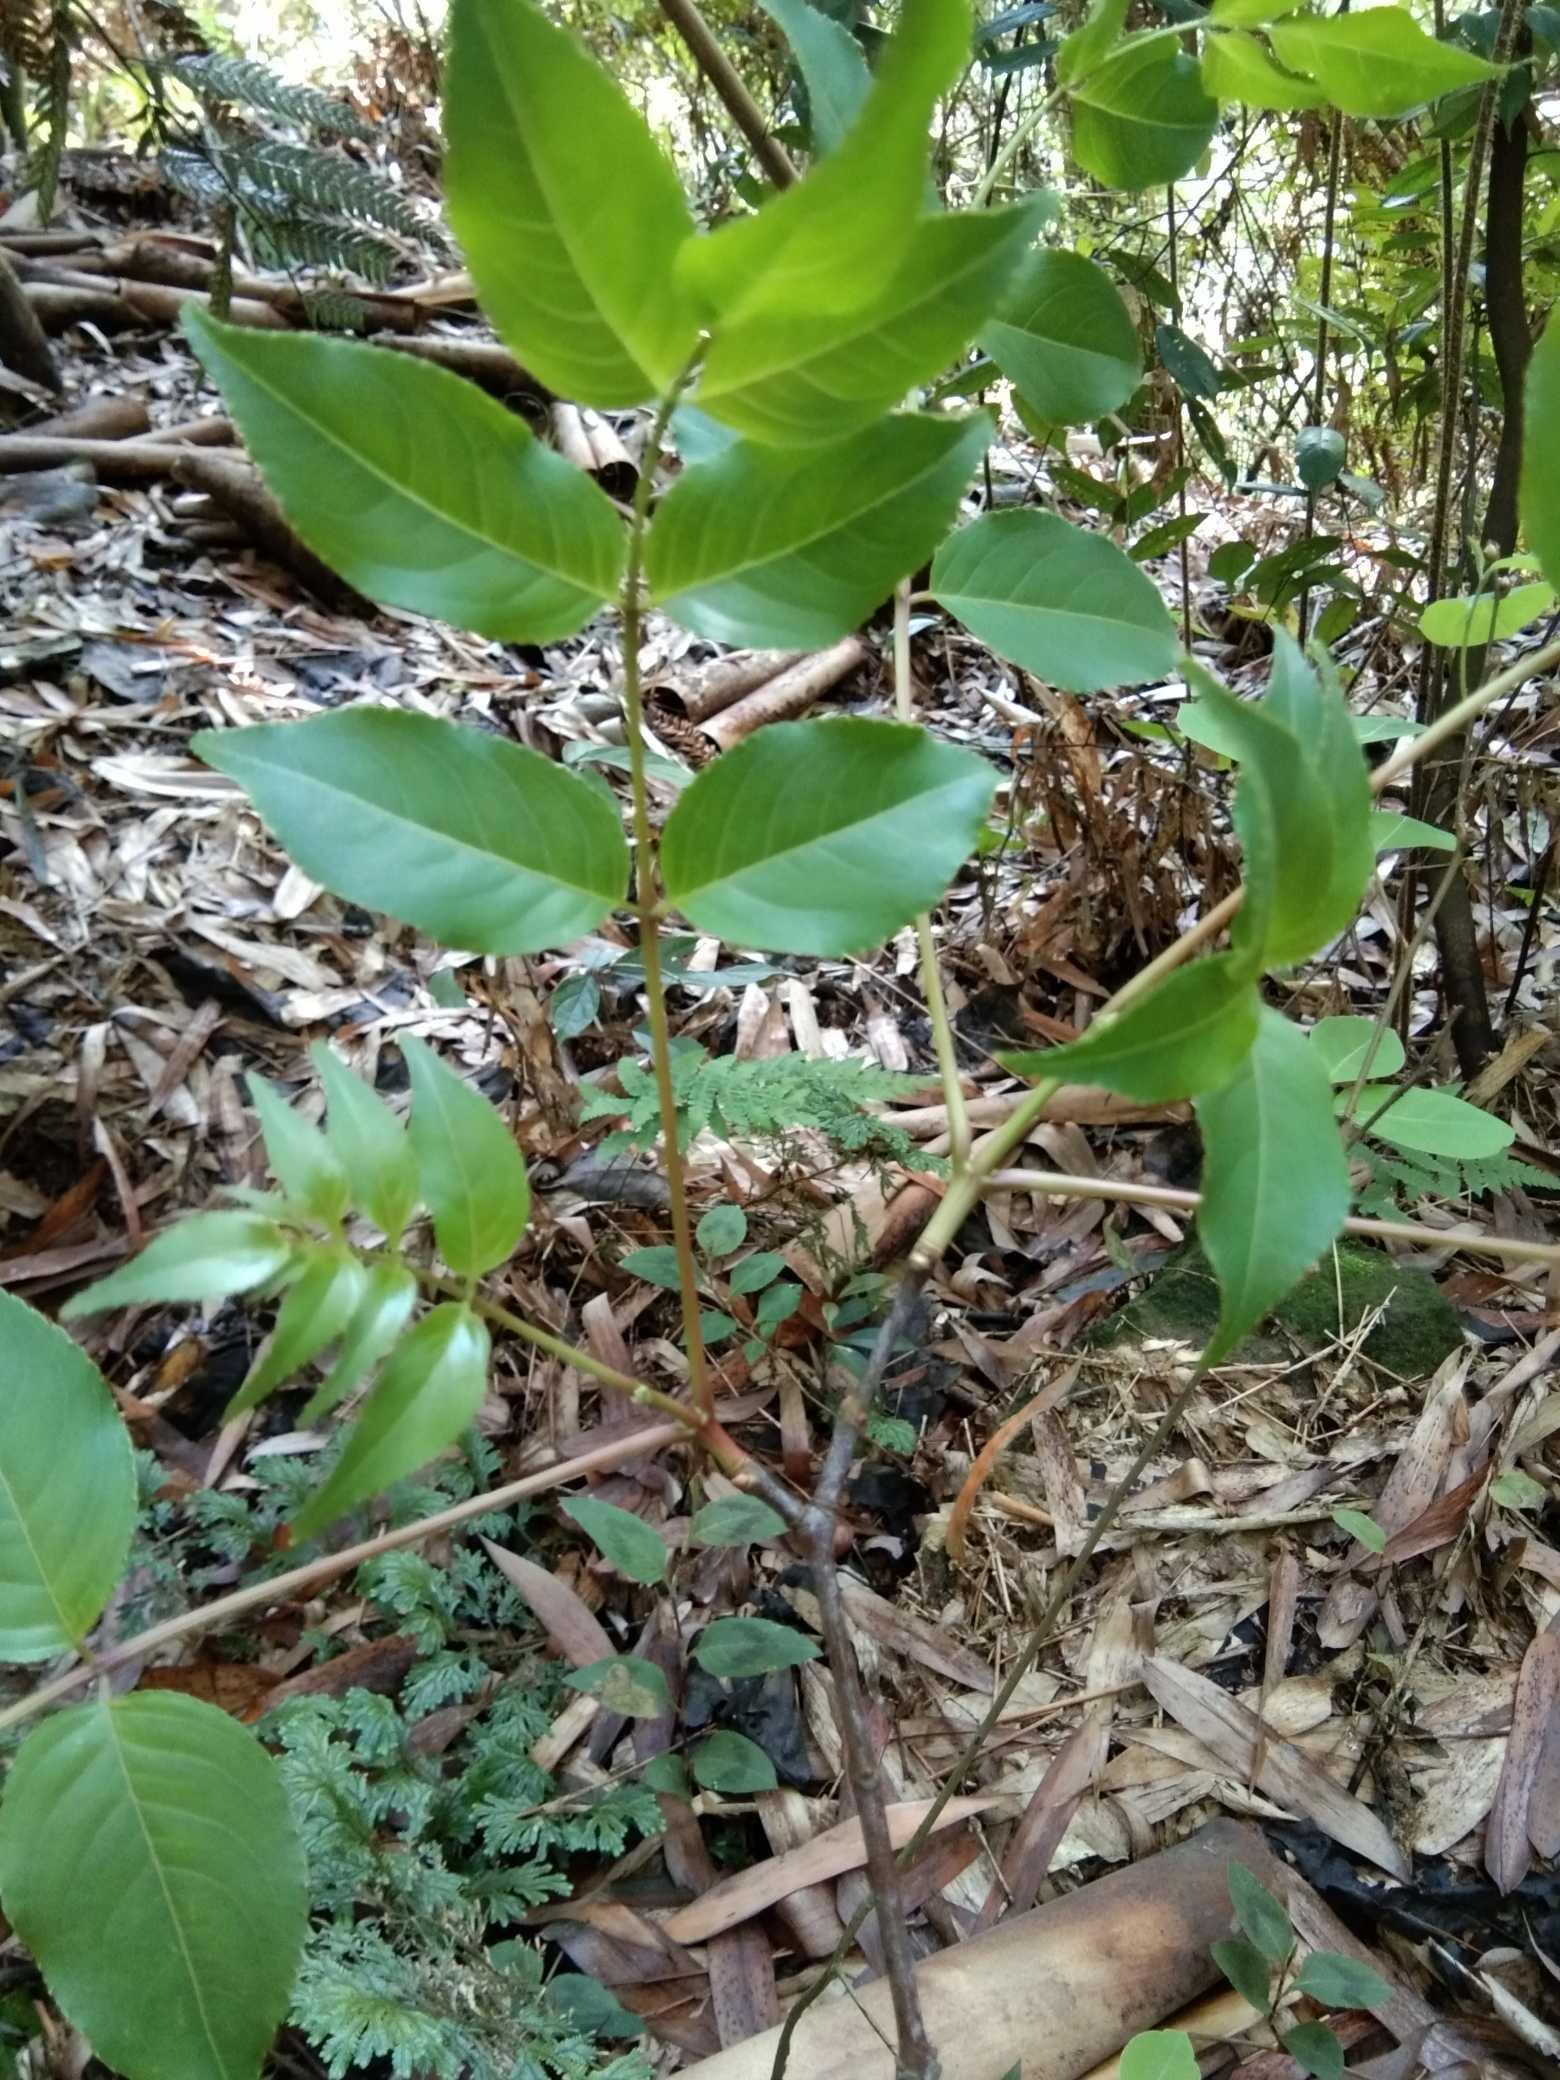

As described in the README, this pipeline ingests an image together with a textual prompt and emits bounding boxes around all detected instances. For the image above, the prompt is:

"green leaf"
[403,1036,530,1278]
[1202,27,1322,108]
[1211,1936,1274,2013]
[1228,1860,1295,1966]
[1056,0,1129,85]
[1309,1016,1405,1083]
[246,1074,349,1226]
[1332,1506,1387,1554]
[660,717,994,956]
[981,249,1141,426]
[299,1263,419,1425]
[694,1616,820,1677]
[1295,1952,1390,2010]
[61,1213,293,1319]
[933,510,1178,693]
[1419,581,1556,645]
[1353,1085,1513,1159]
[444,0,698,404]
[1268,9,1499,117]
[1070,36,1218,189]
[1282,2022,1344,2080]
[197,710,629,957]
[0,1693,306,2080]
[1297,424,1346,491]
[1520,306,1560,591]
[1209,0,1307,23]
[676,0,972,328]
[728,1251,790,1295]
[640,1752,690,1796]
[692,1729,779,1793]
[697,1204,749,1256]
[756,1280,803,1329]
[562,1495,669,1584]
[181,310,625,640]
[1000,956,1260,1103]
[695,202,1041,445]
[1119,2031,1199,2080]
[691,1494,789,1546]
[1156,322,1222,401]
[0,1293,134,1662]
[620,1245,686,1292]
[1371,810,1457,854]
[227,1248,368,1416]
[291,1303,490,1539]
[1186,648,1372,970]
[759,0,870,152]
[563,1655,673,1718]
[1195,1009,1351,1366]
[646,410,992,647]
[310,1044,419,1244]
[548,1973,645,2041]
[1491,1468,1546,1511]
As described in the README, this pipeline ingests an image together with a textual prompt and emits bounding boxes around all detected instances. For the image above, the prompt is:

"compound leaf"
[1268,8,1498,117]
[0,1293,135,1662]
[299,1263,419,1425]
[182,310,625,640]
[677,0,971,326]
[0,1692,306,2080]
[934,510,1178,692]
[981,248,1141,425]
[403,1037,530,1278]
[1071,36,1218,188]
[1195,1008,1351,1366]
[646,411,992,647]
[1000,955,1260,1102]
[660,717,994,955]
[292,1304,490,1538]
[197,710,629,958]
[61,1213,294,1319]
[444,0,699,403]
[246,1074,349,1227]
[695,202,1041,445]
[310,1044,419,1244]
[227,1248,368,1417]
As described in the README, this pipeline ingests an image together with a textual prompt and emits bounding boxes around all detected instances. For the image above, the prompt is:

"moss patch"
[1099,1240,1463,1375]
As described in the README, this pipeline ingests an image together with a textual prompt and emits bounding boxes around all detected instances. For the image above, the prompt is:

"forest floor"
[2,180,1559,2080]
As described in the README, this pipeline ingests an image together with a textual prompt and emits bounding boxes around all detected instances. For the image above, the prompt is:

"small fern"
[581,1044,937,1171]
[1357,1143,1555,1215]
[165,51,372,140]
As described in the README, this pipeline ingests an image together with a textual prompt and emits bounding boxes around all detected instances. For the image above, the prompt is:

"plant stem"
[658,0,797,189]
[894,584,971,1170]
[620,364,715,1418]
[0,1421,690,1735]
[980,1170,1560,1267]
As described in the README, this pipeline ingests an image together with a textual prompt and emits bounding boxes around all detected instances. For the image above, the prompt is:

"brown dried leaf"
[1485,1626,1560,1893]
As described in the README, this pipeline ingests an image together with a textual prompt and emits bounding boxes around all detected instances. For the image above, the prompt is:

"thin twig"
[659,0,797,189]
[0,1422,689,1733]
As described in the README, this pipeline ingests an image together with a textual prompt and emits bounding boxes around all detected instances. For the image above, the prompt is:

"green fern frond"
[223,139,421,237]
[254,217,398,282]
[29,0,70,222]
[582,1046,935,1171]
[0,0,50,81]
[165,51,371,139]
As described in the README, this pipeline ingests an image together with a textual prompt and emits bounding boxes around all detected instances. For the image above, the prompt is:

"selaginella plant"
[2,2,1556,2077]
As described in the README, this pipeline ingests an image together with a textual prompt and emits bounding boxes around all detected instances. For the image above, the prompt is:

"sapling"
[0,5,1555,2080]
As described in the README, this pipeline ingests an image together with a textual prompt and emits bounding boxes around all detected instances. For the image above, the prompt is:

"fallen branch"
[376,330,552,403]
[0,429,239,481]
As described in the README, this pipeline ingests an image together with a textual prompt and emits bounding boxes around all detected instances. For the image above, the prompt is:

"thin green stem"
[620,356,713,1415]
[893,584,971,1172]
